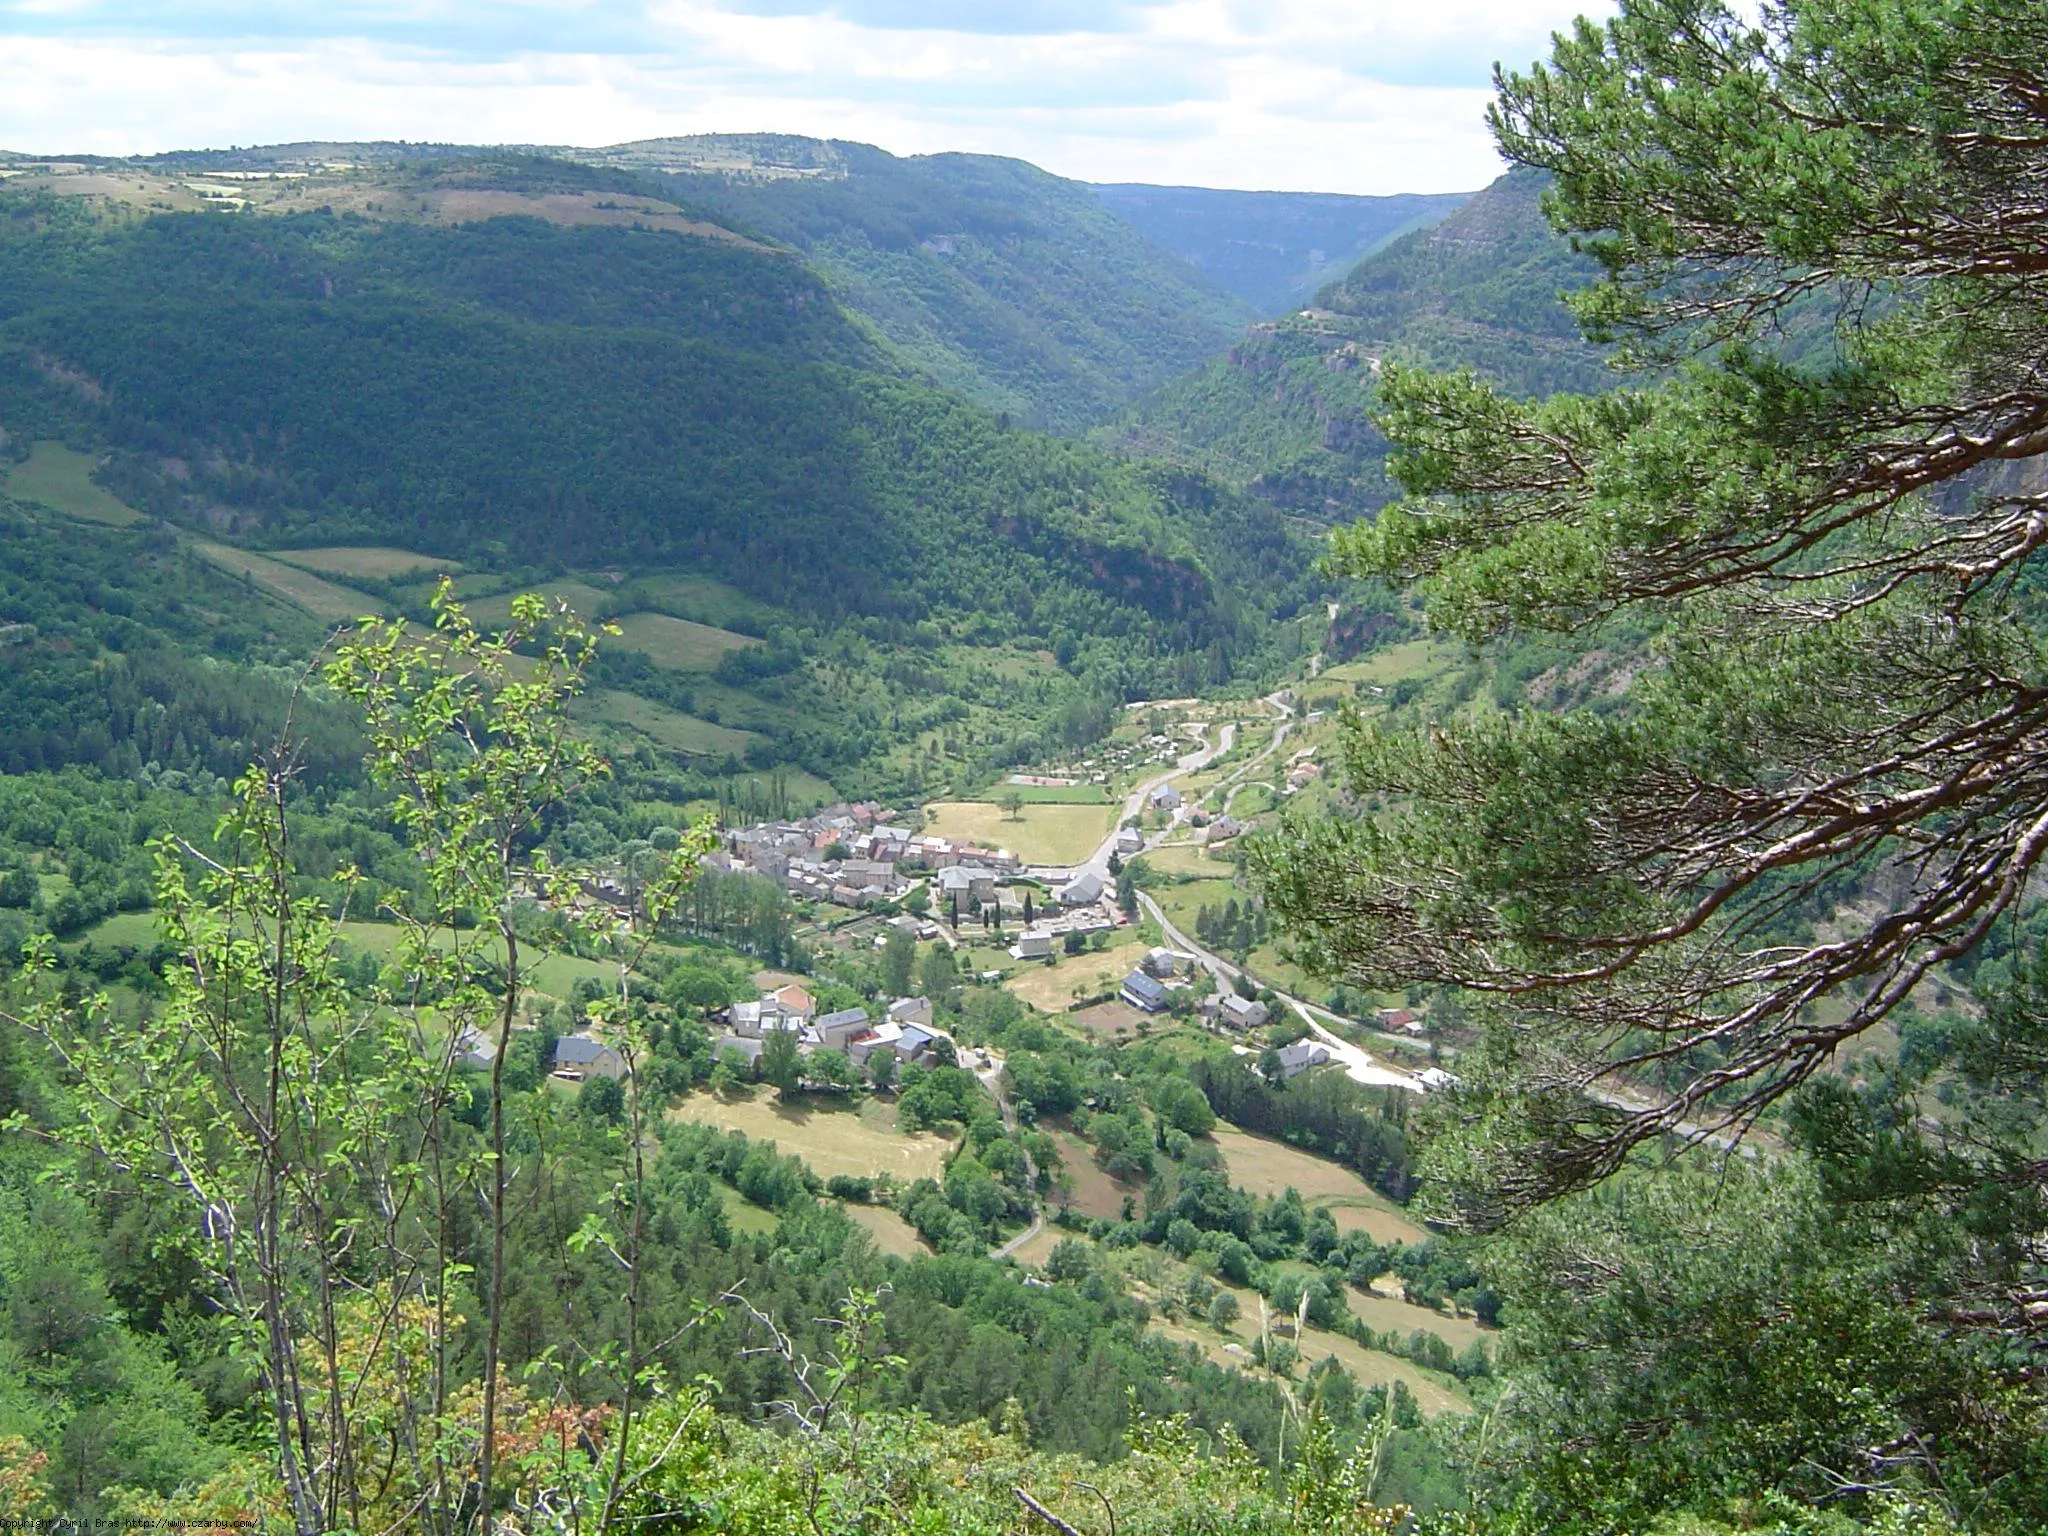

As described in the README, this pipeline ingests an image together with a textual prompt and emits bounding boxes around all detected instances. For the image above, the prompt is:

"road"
[977,1052,1047,1260]
[1064,719,1235,888]
[1135,889,1424,1093]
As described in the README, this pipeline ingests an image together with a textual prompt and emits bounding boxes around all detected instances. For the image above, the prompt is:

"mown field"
[610,611,759,672]
[191,541,382,623]
[1211,1125,1429,1245]
[843,1202,928,1258]
[922,801,1115,865]
[1004,937,1153,1013]
[274,545,458,580]
[579,690,759,756]
[669,1090,955,1184]
[4,441,140,524]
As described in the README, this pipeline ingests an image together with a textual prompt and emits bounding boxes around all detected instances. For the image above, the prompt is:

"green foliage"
[0,199,1306,701]
[641,138,1259,431]
[1105,169,1606,519]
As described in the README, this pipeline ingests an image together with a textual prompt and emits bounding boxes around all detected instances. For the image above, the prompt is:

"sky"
[0,0,1614,195]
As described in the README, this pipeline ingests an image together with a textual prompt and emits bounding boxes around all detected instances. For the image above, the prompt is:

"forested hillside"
[0,176,1315,759]
[1106,168,1605,518]
[1089,183,1471,315]
[563,135,1259,432]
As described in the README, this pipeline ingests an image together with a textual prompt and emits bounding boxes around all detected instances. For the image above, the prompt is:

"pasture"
[461,580,617,628]
[81,914,623,1004]
[1148,1289,1467,1417]
[619,572,773,632]
[843,1203,927,1259]
[1211,1126,1429,1245]
[610,612,759,672]
[191,541,381,622]
[274,546,457,580]
[669,1091,954,1184]
[579,691,758,756]
[1043,1129,1132,1221]
[1003,938,1152,1013]
[5,441,140,524]
[720,1184,781,1237]
[922,801,1115,866]
[1133,843,1231,879]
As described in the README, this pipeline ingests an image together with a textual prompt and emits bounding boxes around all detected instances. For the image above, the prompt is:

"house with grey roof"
[553,1033,627,1080]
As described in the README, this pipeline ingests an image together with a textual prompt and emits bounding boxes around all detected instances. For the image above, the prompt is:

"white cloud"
[0,0,1612,192]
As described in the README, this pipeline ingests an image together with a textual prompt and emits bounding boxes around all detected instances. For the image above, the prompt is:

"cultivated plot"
[670,1091,954,1184]
[922,801,1115,866]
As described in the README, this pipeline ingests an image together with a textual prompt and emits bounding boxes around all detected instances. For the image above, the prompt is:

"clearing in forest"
[5,442,141,524]
[610,612,760,672]
[1043,1129,1132,1222]
[670,1090,954,1184]
[1211,1126,1428,1244]
[273,546,458,580]
[922,801,1115,866]
[843,1202,928,1258]
[191,542,381,622]
[579,691,757,756]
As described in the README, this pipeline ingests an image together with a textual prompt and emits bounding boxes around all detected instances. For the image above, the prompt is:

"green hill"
[1089,183,1472,315]
[1103,169,1608,518]
[0,161,1317,798]
[563,135,1259,432]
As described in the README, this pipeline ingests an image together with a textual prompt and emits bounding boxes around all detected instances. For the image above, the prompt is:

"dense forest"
[564,135,1260,432]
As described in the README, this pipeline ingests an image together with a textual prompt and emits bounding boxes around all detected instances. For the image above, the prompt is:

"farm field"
[1069,999,1145,1039]
[1133,843,1231,879]
[922,801,1115,866]
[273,546,458,580]
[1149,1288,1467,1417]
[1211,1126,1429,1244]
[462,580,617,627]
[1044,1128,1133,1221]
[579,690,758,756]
[1004,937,1152,1013]
[842,1202,927,1259]
[191,541,382,622]
[1350,1288,1490,1352]
[617,572,774,632]
[5,441,141,524]
[670,1091,954,1184]
[610,612,759,672]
